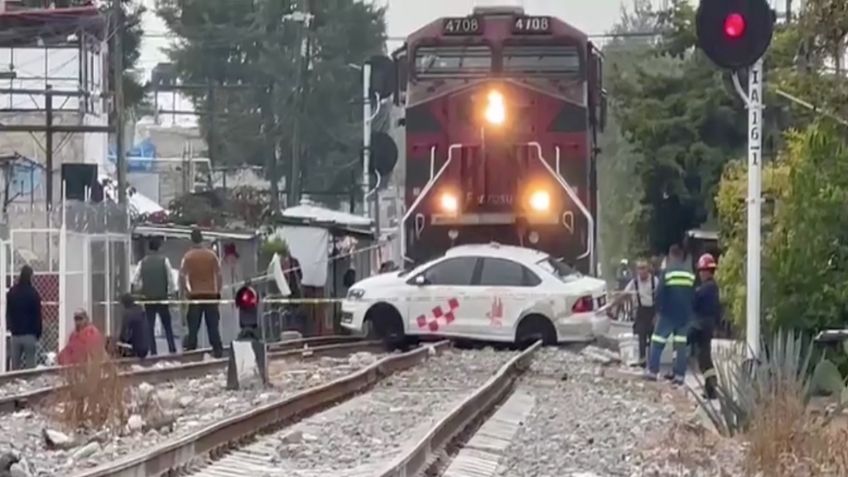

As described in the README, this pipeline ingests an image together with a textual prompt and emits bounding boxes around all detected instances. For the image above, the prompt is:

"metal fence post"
[0,241,7,372]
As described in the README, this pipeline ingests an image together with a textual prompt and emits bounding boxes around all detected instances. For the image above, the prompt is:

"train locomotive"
[393,6,606,274]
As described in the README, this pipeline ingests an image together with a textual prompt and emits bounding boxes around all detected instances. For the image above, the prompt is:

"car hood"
[351,271,405,289]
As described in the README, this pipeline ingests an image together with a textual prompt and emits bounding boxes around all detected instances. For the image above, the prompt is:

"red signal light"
[236,287,258,309]
[723,13,746,39]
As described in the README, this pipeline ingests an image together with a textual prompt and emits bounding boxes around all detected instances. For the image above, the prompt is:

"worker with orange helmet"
[691,253,720,399]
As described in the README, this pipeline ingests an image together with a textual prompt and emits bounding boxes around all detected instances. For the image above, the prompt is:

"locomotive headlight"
[484,90,506,125]
[529,190,551,212]
[440,192,459,214]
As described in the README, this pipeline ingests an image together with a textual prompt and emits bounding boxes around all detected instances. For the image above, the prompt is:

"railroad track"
[71,340,452,477]
[381,341,541,477]
[0,335,362,387]
[89,342,539,477]
[0,336,378,414]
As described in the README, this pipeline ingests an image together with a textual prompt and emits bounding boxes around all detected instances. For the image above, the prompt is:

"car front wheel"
[364,303,406,350]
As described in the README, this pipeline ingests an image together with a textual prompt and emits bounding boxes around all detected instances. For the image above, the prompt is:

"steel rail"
[377,340,542,477]
[72,340,451,477]
[0,335,362,386]
[0,339,384,414]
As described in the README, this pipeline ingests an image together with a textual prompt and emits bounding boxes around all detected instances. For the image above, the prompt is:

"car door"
[406,256,482,337]
[471,257,542,339]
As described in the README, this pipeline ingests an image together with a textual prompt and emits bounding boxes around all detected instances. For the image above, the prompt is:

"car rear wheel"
[515,314,557,347]
[364,303,406,350]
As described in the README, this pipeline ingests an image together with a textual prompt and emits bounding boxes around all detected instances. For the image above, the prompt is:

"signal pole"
[746,58,763,359]
[362,62,372,219]
[695,0,774,360]
[112,0,126,205]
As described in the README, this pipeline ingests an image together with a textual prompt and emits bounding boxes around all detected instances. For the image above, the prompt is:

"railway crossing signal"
[696,0,775,359]
[235,284,259,332]
[695,0,775,69]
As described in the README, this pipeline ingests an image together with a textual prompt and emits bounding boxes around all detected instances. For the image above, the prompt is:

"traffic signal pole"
[745,59,764,359]
[696,0,774,361]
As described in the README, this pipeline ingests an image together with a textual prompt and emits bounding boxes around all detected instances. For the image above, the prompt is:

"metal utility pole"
[745,58,764,359]
[288,0,312,208]
[112,0,126,205]
[45,85,54,207]
[362,62,372,219]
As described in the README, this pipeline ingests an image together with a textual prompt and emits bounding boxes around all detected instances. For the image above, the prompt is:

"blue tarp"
[107,138,156,172]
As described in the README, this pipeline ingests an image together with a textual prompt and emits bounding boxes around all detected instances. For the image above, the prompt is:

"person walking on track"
[623,260,659,367]
[132,237,178,355]
[6,265,42,370]
[691,253,721,399]
[180,228,224,358]
[645,244,695,385]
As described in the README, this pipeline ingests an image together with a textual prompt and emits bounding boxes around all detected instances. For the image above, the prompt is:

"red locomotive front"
[394,6,605,274]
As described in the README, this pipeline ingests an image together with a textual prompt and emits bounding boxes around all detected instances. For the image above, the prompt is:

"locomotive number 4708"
[513,16,551,34]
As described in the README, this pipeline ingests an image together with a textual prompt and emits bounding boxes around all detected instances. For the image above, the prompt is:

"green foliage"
[695,330,816,436]
[261,237,289,258]
[597,0,656,278]
[156,0,387,197]
[714,160,789,328]
[610,1,746,253]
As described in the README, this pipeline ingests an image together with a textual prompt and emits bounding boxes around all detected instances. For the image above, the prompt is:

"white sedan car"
[341,243,611,345]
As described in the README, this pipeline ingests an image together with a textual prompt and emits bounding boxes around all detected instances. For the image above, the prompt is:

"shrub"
[48,351,127,432]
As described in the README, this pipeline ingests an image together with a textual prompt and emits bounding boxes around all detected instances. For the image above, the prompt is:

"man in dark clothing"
[180,228,224,358]
[691,253,721,399]
[6,265,42,369]
[132,238,177,355]
[119,294,150,360]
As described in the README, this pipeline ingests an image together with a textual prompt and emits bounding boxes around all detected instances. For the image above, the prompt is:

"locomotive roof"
[404,9,589,46]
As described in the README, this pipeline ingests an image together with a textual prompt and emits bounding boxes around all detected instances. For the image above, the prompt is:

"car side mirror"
[414,275,427,286]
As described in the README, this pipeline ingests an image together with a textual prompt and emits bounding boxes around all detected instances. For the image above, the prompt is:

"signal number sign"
[513,16,552,34]
[443,17,482,35]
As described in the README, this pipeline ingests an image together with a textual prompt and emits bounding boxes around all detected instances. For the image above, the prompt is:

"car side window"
[479,258,539,287]
[421,257,478,286]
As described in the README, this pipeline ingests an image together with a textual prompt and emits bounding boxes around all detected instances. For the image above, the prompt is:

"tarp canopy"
[282,199,371,228]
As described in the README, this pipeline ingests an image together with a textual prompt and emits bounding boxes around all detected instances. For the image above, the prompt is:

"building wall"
[0,43,108,206]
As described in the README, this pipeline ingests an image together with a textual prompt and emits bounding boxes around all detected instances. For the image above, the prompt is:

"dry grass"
[47,349,128,432]
[745,387,848,477]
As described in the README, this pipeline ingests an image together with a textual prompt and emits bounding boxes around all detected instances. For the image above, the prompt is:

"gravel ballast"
[493,347,705,477]
[193,347,519,476]
[0,351,384,476]
[0,361,184,400]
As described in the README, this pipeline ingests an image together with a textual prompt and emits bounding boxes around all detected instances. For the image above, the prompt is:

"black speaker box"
[61,164,102,202]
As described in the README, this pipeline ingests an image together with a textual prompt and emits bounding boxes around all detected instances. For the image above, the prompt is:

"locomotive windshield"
[414,45,492,78]
[502,45,581,75]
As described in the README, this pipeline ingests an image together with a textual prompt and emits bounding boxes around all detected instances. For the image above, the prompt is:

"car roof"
[443,243,550,264]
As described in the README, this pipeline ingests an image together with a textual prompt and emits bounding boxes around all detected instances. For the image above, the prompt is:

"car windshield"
[537,257,579,280]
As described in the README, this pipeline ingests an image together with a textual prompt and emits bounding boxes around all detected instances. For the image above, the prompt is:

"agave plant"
[690,329,817,436]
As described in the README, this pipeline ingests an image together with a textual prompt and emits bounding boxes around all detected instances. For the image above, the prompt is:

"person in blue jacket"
[691,253,721,399]
[645,244,695,384]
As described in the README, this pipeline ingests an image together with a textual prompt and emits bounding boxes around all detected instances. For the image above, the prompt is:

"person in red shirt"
[58,309,105,366]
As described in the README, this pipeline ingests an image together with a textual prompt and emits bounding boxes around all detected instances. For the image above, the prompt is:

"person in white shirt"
[624,259,659,366]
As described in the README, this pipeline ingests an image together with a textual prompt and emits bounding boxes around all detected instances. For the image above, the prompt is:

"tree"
[157,0,386,210]
[597,0,656,278]
[714,1,848,332]
[611,1,747,254]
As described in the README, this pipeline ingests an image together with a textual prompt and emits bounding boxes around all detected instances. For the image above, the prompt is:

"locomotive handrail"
[528,142,594,268]
[401,143,464,260]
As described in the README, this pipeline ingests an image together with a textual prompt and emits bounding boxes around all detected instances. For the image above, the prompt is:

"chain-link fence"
[1,201,130,367]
